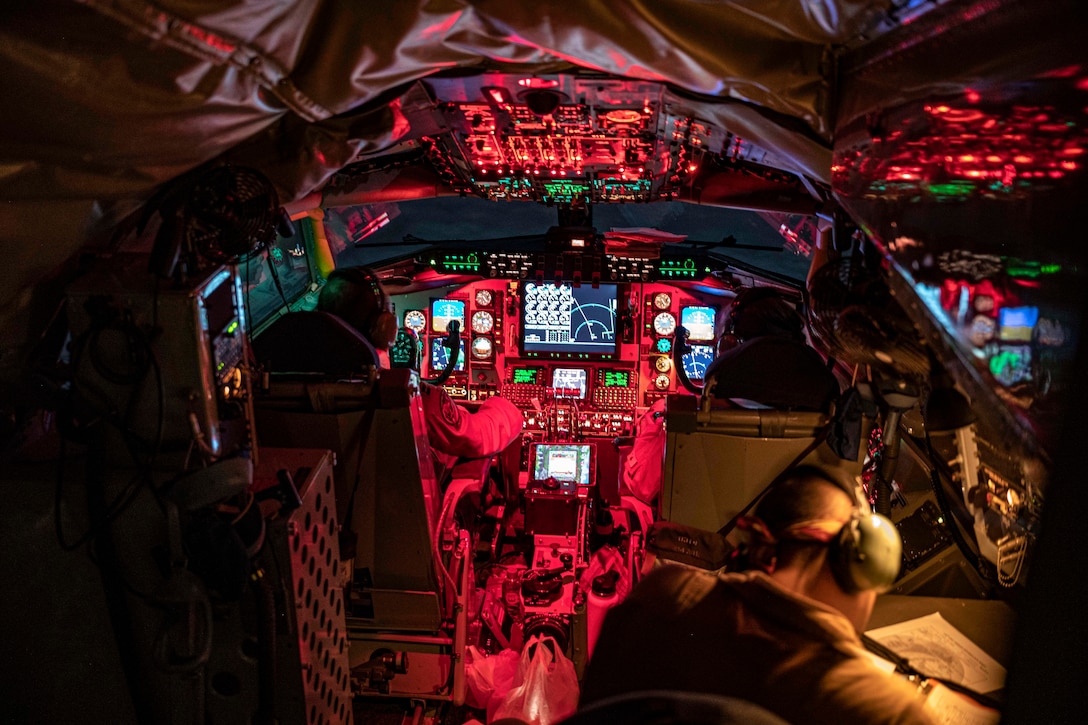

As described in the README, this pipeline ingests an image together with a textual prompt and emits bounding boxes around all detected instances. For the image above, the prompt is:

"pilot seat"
[659,395,861,542]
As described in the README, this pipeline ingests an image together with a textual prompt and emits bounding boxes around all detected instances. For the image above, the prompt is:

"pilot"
[317,266,523,465]
[580,465,934,725]
[618,288,839,515]
[702,287,840,412]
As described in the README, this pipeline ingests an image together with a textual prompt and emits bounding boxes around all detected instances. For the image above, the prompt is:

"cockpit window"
[326,197,814,281]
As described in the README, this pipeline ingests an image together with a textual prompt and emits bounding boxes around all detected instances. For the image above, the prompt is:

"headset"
[716,287,800,355]
[324,266,399,350]
[737,464,902,594]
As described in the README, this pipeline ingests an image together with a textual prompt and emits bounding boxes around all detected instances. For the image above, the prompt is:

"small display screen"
[521,282,618,355]
[600,370,630,388]
[998,306,1039,342]
[391,328,422,369]
[203,273,238,335]
[990,345,1032,386]
[681,305,717,342]
[430,336,466,372]
[531,443,594,485]
[682,344,715,381]
[431,298,466,334]
[552,368,588,399]
[512,367,543,385]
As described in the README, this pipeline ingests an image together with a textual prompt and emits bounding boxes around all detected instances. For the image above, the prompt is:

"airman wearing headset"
[581,465,935,725]
[317,266,522,464]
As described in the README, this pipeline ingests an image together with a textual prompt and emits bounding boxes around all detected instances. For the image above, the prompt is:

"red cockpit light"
[518,77,560,89]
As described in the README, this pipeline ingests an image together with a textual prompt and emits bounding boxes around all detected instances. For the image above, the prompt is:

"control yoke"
[673,326,702,395]
[423,320,461,385]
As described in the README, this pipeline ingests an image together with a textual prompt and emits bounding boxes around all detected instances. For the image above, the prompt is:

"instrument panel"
[390,271,725,443]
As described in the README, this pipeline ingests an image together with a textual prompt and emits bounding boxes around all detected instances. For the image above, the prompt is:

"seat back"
[661,396,857,532]
[702,336,840,412]
[251,310,378,378]
[254,369,444,632]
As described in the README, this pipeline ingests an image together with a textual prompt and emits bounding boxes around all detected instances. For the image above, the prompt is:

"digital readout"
[601,370,630,387]
[512,368,541,385]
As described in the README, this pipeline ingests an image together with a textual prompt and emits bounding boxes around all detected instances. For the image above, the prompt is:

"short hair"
[317,267,386,342]
[752,465,855,567]
[724,288,805,343]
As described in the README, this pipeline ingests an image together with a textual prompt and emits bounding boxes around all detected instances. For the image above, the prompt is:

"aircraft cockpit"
[2,2,1086,724]
[213,190,1059,722]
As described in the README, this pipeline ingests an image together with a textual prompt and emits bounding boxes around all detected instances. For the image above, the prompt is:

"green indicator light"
[926,181,974,198]
[226,320,239,334]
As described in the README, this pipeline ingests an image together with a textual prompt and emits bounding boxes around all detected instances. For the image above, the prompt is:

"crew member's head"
[742,465,901,630]
[716,287,805,355]
[317,266,398,351]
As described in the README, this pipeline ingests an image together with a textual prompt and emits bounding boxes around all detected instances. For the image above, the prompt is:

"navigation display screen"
[431,298,466,334]
[429,336,466,372]
[682,344,715,381]
[681,305,717,342]
[521,283,617,355]
[530,443,594,485]
[998,306,1039,342]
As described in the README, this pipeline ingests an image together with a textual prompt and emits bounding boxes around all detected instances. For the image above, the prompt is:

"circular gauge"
[653,312,677,337]
[471,336,493,360]
[655,337,672,354]
[654,356,672,373]
[653,292,672,310]
[682,345,714,381]
[471,310,494,334]
[968,314,996,347]
[654,373,671,391]
[475,289,494,307]
[403,310,427,334]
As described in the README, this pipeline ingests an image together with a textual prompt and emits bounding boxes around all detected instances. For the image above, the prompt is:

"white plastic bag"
[492,635,579,725]
[464,645,520,717]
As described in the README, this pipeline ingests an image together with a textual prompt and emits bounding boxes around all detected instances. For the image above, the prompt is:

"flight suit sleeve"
[619,397,667,504]
[420,383,523,459]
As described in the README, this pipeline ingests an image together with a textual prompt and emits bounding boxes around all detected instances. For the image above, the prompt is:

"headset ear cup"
[830,514,902,593]
[371,310,398,350]
[716,333,740,356]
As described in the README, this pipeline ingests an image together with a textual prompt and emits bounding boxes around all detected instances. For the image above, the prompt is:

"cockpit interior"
[2,1,1086,724]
